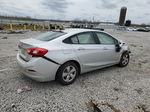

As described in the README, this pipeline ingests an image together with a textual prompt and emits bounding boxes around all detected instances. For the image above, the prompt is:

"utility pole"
[93,16,94,23]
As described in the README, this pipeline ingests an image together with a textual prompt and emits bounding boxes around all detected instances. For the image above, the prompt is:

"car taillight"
[27,48,48,56]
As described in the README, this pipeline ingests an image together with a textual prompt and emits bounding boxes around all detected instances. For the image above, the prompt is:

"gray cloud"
[101,0,117,9]
[144,13,150,16]
[42,0,69,13]
[147,1,150,4]
[0,3,23,16]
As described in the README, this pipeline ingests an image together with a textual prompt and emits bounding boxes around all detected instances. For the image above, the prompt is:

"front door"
[94,32,120,65]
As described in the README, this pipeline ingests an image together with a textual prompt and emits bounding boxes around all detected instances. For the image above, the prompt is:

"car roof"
[62,28,103,34]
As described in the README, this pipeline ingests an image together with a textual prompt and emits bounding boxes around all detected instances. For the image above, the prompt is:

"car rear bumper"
[17,54,60,82]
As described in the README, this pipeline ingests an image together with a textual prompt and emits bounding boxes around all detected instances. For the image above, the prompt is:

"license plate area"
[19,47,31,61]
[21,48,28,56]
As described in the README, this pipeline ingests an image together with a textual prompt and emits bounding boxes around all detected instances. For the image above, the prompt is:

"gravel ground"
[0,30,150,112]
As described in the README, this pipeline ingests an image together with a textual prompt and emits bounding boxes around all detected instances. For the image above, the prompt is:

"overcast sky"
[0,0,150,24]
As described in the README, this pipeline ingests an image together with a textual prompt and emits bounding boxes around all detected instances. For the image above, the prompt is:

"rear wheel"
[56,62,79,85]
[118,52,130,67]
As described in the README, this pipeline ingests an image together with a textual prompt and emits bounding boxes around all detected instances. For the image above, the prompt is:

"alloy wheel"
[62,65,77,82]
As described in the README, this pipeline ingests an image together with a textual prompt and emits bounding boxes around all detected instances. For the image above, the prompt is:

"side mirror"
[115,41,121,52]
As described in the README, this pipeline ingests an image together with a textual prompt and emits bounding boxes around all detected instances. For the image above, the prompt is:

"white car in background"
[17,29,130,85]
[127,27,136,31]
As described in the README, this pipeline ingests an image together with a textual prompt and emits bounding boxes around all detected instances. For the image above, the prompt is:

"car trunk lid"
[18,38,45,61]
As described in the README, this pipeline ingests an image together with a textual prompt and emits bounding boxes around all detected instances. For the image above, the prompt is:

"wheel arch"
[55,60,81,80]
[118,50,130,67]
[120,50,130,59]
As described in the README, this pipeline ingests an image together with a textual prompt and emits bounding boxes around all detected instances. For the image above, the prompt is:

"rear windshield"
[36,31,66,41]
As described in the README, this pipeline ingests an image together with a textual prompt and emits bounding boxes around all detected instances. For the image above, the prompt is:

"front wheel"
[56,62,79,85]
[118,52,130,67]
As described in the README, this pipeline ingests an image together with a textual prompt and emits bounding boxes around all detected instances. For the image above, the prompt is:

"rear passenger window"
[70,36,78,44]
[77,33,96,44]
[63,32,97,44]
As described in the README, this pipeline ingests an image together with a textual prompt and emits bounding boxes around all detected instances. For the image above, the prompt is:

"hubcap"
[122,54,129,65]
[62,65,76,82]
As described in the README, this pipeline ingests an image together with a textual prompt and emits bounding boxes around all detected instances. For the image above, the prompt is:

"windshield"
[36,31,66,41]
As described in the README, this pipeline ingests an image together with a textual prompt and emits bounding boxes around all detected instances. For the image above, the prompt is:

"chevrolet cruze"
[17,29,130,85]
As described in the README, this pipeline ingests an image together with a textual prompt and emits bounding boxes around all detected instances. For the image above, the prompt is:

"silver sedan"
[17,29,130,85]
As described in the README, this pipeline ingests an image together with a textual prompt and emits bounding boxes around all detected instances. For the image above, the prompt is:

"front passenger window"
[96,32,116,44]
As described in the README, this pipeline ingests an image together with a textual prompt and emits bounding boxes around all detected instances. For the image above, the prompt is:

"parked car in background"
[17,29,130,85]
[0,27,3,30]
[145,27,150,32]
[136,28,149,32]
[127,27,136,31]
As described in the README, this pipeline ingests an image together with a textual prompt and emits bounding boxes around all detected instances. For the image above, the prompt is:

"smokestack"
[119,7,127,26]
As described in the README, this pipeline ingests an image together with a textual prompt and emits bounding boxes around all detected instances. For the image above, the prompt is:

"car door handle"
[103,47,108,50]
[78,48,85,50]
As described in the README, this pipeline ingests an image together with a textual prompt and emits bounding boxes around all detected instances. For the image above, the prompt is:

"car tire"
[118,52,130,67]
[56,62,79,85]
